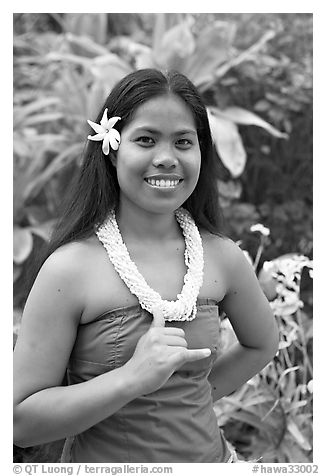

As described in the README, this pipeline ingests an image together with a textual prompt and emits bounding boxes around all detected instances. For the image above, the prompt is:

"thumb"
[184,348,211,362]
[151,305,165,328]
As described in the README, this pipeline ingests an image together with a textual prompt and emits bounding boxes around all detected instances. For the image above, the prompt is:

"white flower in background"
[271,288,303,317]
[250,223,270,236]
[87,108,121,155]
[307,380,313,394]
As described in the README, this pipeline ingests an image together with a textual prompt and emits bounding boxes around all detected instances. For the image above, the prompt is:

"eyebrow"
[133,126,197,135]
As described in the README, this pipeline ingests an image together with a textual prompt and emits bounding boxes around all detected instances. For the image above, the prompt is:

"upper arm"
[13,245,86,405]
[219,239,278,351]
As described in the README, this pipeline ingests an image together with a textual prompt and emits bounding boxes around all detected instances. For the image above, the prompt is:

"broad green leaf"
[87,55,132,117]
[207,108,246,177]
[14,97,61,126]
[154,19,195,71]
[152,13,167,53]
[213,106,289,139]
[22,137,66,178]
[66,31,109,58]
[13,265,22,284]
[87,81,110,123]
[24,142,83,199]
[14,166,32,218]
[183,22,235,88]
[30,219,56,242]
[53,64,91,119]
[14,97,60,116]
[13,136,31,158]
[109,36,153,70]
[26,133,66,143]
[90,54,133,88]
[152,13,184,53]
[45,51,92,69]
[217,179,242,200]
[65,14,108,46]
[254,99,271,112]
[25,205,52,226]
[23,112,64,127]
[13,226,33,264]
[134,49,155,70]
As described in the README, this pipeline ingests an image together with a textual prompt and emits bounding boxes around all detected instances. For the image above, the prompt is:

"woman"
[13,69,279,463]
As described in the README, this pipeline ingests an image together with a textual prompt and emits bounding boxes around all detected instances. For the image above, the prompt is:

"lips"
[144,175,184,189]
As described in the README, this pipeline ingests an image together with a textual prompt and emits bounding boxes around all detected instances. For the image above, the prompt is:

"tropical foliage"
[13,13,313,463]
[216,240,313,462]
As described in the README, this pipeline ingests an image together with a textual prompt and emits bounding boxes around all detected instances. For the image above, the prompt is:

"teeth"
[146,178,181,188]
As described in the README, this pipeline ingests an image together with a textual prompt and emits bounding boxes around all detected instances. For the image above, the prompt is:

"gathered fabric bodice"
[61,298,232,463]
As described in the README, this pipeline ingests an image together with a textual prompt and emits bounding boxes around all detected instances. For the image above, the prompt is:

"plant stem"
[253,241,264,271]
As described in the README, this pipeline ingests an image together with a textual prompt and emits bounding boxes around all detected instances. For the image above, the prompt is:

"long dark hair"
[29,69,223,292]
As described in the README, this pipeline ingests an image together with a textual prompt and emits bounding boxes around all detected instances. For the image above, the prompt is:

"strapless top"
[61,298,231,463]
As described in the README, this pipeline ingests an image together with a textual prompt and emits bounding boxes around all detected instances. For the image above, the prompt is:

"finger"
[163,327,185,337]
[161,335,188,348]
[151,305,165,328]
[168,347,211,368]
[184,348,211,362]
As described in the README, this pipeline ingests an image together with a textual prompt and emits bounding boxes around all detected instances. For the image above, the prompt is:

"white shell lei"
[95,208,204,322]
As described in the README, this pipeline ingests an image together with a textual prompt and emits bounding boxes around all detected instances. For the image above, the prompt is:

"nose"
[152,144,177,169]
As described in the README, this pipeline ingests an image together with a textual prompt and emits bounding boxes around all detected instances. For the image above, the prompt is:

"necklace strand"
[95,208,204,321]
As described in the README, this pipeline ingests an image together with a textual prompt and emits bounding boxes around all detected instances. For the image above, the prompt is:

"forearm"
[208,342,277,402]
[14,364,137,448]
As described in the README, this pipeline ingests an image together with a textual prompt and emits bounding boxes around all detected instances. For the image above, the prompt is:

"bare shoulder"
[32,236,101,318]
[38,235,131,324]
[201,231,251,289]
[201,231,244,266]
[43,235,100,275]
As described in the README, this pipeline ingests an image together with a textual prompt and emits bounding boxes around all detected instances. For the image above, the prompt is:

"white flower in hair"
[250,223,270,237]
[87,108,121,155]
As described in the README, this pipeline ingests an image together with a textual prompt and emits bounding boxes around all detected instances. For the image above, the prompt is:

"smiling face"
[114,94,201,216]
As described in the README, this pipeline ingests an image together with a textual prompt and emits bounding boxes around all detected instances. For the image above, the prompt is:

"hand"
[124,306,211,396]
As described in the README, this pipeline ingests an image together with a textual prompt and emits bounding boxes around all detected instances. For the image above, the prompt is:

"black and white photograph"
[12,11,313,467]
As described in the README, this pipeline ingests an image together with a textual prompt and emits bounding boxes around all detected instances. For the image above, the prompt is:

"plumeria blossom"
[262,254,313,317]
[87,108,121,155]
[250,223,270,236]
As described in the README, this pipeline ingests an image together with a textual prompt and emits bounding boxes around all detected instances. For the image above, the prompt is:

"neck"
[96,201,203,321]
[115,201,182,243]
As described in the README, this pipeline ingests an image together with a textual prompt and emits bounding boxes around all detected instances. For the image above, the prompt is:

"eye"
[135,136,155,146]
[176,138,193,149]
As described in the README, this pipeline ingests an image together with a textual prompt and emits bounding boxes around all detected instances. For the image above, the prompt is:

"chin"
[119,186,195,216]
[140,202,183,215]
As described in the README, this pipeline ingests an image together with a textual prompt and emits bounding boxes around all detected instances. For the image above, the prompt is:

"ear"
[110,151,117,167]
